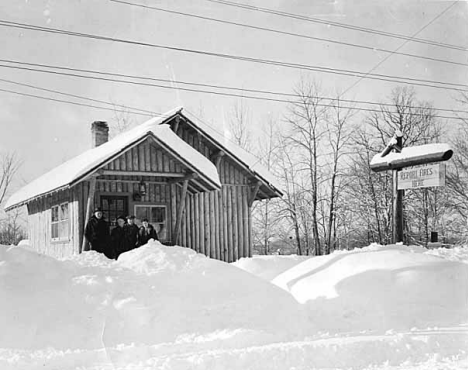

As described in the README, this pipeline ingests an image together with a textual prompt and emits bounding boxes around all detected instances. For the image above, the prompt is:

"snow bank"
[273,244,468,332]
[0,241,306,351]
[425,245,468,264]
[16,239,30,247]
[232,254,308,281]
[1,242,467,369]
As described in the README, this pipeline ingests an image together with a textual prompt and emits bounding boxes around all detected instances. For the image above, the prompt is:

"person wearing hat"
[138,218,159,246]
[124,215,140,250]
[110,215,129,259]
[84,207,112,258]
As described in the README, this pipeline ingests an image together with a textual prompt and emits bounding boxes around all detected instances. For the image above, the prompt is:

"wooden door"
[100,195,129,228]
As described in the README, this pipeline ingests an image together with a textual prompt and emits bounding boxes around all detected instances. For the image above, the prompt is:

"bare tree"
[444,93,468,242]
[322,98,354,253]
[0,152,20,206]
[0,208,27,245]
[0,152,25,245]
[229,99,252,151]
[110,103,137,136]
[275,134,306,255]
[286,79,328,255]
[252,117,281,254]
[346,86,442,247]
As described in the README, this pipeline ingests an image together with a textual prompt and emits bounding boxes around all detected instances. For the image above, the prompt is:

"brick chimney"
[91,121,109,147]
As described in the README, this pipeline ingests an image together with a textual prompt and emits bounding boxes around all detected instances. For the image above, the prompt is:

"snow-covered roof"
[370,143,453,172]
[179,112,283,196]
[5,107,221,211]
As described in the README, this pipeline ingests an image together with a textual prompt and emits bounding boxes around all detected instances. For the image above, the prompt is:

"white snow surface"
[370,143,452,171]
[233,254,309,281]
[4,107,221,211]
[1,242,468,370]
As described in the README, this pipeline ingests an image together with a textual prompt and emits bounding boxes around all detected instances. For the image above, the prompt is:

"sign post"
[370,132,453,245]
[392,133,404,244]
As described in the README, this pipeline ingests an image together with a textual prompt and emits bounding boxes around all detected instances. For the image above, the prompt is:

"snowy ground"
[1,242,467,370]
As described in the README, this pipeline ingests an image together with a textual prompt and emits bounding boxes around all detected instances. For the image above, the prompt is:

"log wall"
[25,121,257,261]
[174,121,254,260]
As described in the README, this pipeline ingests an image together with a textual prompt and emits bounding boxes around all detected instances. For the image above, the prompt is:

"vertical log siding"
[25,120,257,261]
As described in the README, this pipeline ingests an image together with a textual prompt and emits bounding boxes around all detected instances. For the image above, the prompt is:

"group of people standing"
[84,207,159,259]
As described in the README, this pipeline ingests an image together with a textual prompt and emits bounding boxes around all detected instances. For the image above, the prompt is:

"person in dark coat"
[111,215,129,259]
[139,218,159,246]
[84,208,112,259]
[124,215,140,249]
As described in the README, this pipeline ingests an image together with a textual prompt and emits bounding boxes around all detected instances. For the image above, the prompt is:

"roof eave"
[4,184,71,212]
[148,133,221,191]
[176,112,282,197]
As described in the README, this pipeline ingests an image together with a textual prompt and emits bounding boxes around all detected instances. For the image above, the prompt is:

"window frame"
[100,195,129,229]
[134,204,168,241]
[51,202,69,241]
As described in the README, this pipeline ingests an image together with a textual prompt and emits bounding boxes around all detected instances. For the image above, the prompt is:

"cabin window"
[100,195,129,228]
[51,203,69,240]
[135,205,167,241]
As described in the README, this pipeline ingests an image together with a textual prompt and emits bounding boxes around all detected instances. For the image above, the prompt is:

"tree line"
[2,82,468,252]
[241,81,468,255]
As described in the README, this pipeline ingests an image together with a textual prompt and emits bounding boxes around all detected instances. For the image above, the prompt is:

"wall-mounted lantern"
[139,180,147,196]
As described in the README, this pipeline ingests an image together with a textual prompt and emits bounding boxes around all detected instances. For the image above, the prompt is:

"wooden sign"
[398,163,446,190]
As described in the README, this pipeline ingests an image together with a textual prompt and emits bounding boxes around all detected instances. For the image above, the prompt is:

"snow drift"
[1,242,467,370]
[272,244,468,332]
[0,242,306,351]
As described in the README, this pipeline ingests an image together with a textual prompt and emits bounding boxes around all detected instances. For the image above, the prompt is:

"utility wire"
[0,78,269,161]
[1,55,467,92]
[109,0,468,69]
[0,20,465,92]
[206,0,468,52]
[0,77,158,116]
[1,58,467,113]
[341,0,460,97]
[107,0,468,115]
[0,86,154,116]
[0,61,463,120]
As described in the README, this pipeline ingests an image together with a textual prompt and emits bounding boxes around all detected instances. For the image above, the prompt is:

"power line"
[106,0,468,116]
[341,0,459,98]
[2,57,468,115]
[206,0,468,52]
[0,77,158,116]
[109,0,468,69]
[0,20,466,93]
[1,55,467,92]
[0,61,464,120]
[0,82,269,166]
[0,78,269,162]
[0,85,154,116]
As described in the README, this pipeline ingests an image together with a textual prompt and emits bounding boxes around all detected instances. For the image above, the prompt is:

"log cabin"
[4,107,283,262]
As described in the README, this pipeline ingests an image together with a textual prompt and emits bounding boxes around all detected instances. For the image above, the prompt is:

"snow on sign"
[398,163,446,190]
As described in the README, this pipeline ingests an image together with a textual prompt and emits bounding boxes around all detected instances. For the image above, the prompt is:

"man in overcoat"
[124,215,140,249]
[84,207,112,258]
[111,215,128,259]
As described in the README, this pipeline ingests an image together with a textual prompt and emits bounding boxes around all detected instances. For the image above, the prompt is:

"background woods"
[4,82,468,252]
[249,83,465,255]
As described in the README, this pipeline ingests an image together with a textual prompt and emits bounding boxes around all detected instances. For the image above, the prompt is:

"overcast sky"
[1,0,467,191]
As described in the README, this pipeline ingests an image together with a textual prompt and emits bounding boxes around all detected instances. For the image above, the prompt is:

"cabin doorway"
[100,195,129,228]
